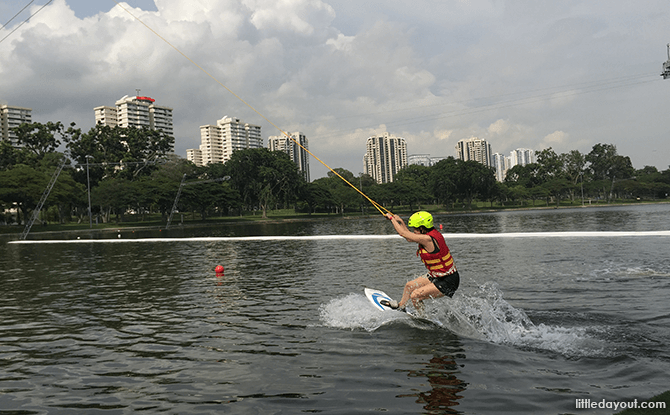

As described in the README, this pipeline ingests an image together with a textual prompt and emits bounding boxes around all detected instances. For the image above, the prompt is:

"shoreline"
[2,200,668,241]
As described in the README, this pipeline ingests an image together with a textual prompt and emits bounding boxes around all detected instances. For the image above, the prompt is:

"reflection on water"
[395,329,467,414]
[400,354,467,415]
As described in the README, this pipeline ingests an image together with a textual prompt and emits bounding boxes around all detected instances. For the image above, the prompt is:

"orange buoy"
[215,265,224,276]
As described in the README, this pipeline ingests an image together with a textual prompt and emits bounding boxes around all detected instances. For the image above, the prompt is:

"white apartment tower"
[188,116,262,166]
[268,132,310,182]
[491,148,536,182]
[408,154,446,167]
[407,154,433,167]
[492,153,508,182]
[456,137,492,167]
[1,104,32,146]
[94,106,118,127]
[186,148,203,167]
[363,132,408,184]
[509,148,535,168]
[94,95,174,136]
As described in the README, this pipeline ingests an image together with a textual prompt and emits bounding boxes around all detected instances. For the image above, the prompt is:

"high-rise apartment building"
[455,137,492,167]
[186,148,203,167]
[268,132,310,182]
[1,104,32,146]
[492,153,508,182]
[491,148,536,182]
[408,154,433,167]
[408,154,446,167]
[363,132,407,184]
[94,106,118,127]
[509,148,535,168]
[94,95,174,136]
[187,116,262,166]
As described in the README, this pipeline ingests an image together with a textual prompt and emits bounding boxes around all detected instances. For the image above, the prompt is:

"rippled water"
[1,204,669,414]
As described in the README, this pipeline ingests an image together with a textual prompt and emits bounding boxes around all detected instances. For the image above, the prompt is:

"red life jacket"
[417,228,456,277]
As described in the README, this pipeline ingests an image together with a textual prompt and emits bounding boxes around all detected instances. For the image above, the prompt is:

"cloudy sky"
[1,0,669,179]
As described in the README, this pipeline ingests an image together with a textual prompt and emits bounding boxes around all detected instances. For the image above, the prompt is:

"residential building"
[94,95,174,136]
[150,105,173,133]
[268,132,310,182]
[408,154,432,167]
[455,137,492,167]
[492,153,508,182]
[188,116,262,166]
[408,154,446,167]
[491,148,536,182]
[509,148,535,168]
[1,104,32,146]
[363,132,407,184]
[94,106,118,127]
[186,148,203,166]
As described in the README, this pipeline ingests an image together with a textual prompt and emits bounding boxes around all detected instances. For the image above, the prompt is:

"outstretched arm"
[386,214,434,251]
[386,213,412,240]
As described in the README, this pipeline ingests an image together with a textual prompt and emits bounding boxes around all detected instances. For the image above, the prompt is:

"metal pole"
[580,172,584,206]
[166,174,187,229]
[86,155,93,228]
[20,159,66,240]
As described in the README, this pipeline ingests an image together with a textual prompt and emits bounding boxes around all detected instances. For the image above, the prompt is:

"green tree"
[507,184,529,207]
[429,158,458,206]
[394,164,433,209]
[452,160,488,208]
[92,177,136,223]
[586,143,634,201]
[12,121,61,157]
[536,148,570,206]
[0,164,47,224]
[180,182,239,220]
[66,124,174,184]
[322,168,359,214]
[626,166,670,200]
[148,156,201,220]
[505,163,543,205]
[563,150,586,184]
[300,180,334,214]
[0,140,20,170]
[226,148,304,218]
[562,150,586,201]
[1,122,78,171]
[586,143,618,181]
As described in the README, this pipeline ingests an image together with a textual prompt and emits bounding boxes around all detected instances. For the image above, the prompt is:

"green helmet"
[408,211,433,229]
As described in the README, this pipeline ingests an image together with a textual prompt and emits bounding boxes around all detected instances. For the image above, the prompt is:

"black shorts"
[428,271,460,298]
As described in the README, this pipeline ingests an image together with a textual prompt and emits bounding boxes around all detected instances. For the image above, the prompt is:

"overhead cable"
[0,0,53,45]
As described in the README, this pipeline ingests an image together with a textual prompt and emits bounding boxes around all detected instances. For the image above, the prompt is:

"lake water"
[1,204,669,414]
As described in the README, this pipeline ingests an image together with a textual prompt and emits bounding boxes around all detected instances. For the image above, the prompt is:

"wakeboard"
[364,287,442,325]
[364,287,396,311]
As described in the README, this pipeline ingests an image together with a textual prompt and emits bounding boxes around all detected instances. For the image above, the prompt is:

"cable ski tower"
[661,44,670,79]
[20,159,67,240]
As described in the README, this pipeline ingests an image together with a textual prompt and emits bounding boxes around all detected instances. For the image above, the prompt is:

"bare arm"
[386,214,435,251]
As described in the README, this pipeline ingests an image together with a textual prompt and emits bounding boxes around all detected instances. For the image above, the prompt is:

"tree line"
[1,121,669,226]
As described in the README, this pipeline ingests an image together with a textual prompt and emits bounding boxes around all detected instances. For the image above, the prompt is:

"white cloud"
[435,128,454,141]
[326,33,353,51]
[1,0,669,178]
[243,0,336,36]
[488,119,510,135]
[541,130,568,149]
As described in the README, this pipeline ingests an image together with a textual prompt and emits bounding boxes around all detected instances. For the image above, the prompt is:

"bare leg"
[398,276,440,309]
[409,282,444,311]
